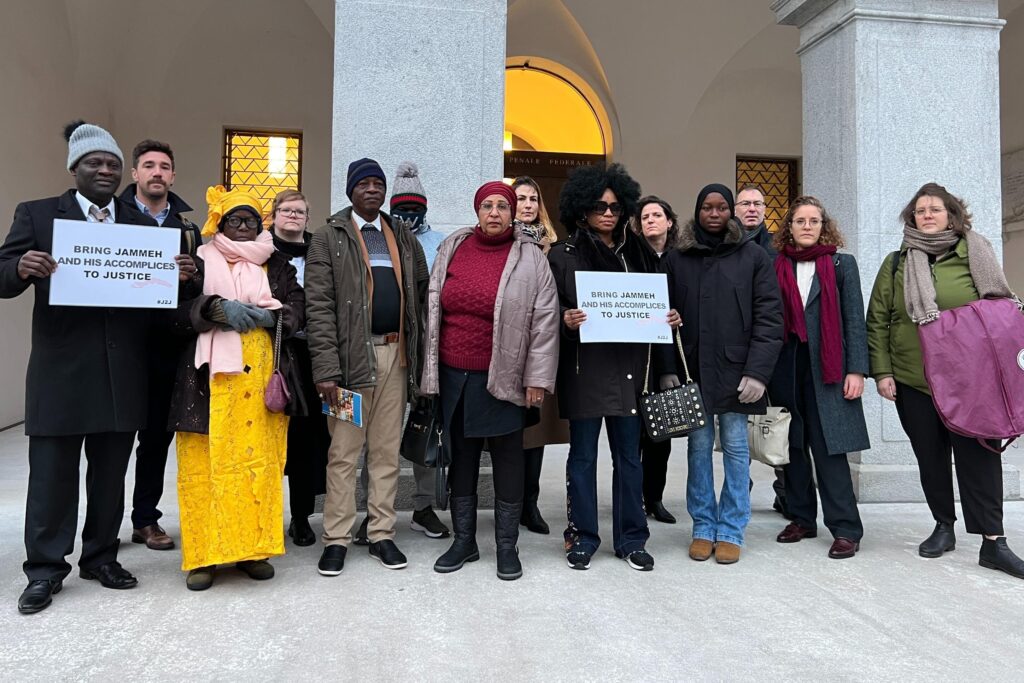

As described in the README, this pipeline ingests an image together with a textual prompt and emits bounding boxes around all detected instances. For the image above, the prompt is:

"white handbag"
[713,404,791,467]
[747,405,791,467]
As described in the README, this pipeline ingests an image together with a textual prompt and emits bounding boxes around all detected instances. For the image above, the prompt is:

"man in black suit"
[119,139,201,552]
[0,121,196,614]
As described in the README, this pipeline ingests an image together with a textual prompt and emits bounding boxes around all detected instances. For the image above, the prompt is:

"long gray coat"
[769,252,870,455]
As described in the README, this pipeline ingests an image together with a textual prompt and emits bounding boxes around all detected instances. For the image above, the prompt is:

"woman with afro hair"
[548,163,680,572]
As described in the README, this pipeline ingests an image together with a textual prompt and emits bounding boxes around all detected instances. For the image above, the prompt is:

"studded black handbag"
[640,329,707,442]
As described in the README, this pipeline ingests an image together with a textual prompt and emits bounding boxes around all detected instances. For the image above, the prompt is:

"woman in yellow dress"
[169,186,304,590]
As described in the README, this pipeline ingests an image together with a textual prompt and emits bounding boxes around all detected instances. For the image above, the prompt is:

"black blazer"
[0,189,162,436]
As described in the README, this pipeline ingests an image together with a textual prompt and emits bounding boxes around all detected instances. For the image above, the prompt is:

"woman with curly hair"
[769,196,868,559]
[867,183,1024,579]
[658,183,782,565]
[549,164,678,572]
[512,176,569,535]
[635,195,681,524]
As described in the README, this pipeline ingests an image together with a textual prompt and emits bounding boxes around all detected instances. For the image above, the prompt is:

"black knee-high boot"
[495,499,523,581]
[434,495,480,573]
[520,447,549,534]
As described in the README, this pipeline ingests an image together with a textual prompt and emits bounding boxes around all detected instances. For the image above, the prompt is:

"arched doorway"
[504,61,608,237]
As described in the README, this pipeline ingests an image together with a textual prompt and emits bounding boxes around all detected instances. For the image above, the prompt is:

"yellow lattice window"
[736,157,799,233]
[223,129,302,215]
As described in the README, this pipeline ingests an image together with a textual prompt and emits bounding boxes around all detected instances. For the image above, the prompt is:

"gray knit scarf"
[901,226,1015,325]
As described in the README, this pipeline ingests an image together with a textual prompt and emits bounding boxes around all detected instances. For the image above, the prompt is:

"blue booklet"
[322,388,363,428]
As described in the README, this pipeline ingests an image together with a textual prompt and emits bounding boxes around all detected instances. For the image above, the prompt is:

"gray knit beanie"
[65,120,124,170]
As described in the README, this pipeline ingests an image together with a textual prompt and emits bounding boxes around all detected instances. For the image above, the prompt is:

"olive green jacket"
[865,238,978,394]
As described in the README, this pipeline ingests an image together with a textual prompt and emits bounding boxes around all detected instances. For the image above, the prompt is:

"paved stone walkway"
[1,426,1023,681]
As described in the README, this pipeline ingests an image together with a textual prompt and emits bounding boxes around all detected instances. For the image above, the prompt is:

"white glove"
[737,376,766,404]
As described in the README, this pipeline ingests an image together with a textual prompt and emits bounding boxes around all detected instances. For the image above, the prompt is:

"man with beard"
[736,183,789,518]
[0,121,196,614]
[119,140,202,551]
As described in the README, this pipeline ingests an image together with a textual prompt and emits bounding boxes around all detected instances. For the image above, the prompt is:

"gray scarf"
[901,226,1015,325]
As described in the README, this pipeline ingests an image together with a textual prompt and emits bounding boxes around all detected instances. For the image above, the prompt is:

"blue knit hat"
[346,158,386,199]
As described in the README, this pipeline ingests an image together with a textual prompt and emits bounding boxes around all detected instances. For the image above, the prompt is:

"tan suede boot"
[715,542,741,564]
[689,539,714,561]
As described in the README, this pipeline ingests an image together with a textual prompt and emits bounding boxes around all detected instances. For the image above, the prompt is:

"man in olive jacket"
[305,158,429,576]
[0,122,194,615]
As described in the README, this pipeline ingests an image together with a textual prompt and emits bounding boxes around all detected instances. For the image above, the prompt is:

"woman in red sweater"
[420,181,560,581]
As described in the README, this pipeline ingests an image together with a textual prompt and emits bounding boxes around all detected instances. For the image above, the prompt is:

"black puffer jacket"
[548,226,659,420]
[657,219,783,416]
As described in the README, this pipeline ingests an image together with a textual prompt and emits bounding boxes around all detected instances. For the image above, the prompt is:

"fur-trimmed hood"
[676,218,752,254]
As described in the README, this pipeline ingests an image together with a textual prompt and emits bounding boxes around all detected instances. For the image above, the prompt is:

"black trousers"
[286,413,330,519]
[449,396,524,504]
[784,345,863,541]
[131,355,177,529]
[894,382,1003,535]
[523,446,544,504]
[131,427,174,529]
[640,433,672,504]
[25,432,135,582]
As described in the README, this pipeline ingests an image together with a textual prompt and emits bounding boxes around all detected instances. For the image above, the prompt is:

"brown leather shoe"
[828,537,859,559]
[132,524,175,550]
[689,539,714,562]
[715,542,741,564]
[776,523,818,543]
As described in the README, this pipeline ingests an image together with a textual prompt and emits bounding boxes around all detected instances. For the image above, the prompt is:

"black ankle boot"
[919,522,956,558]
[434,495,480,573]
[520,496,550,535]
[979,537,1024,580]
[495,499,523,581]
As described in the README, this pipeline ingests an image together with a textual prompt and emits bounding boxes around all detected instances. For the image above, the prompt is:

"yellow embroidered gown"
[177,329,288,571]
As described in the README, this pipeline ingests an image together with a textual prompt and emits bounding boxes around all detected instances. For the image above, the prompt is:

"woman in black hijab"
[657,183,783,565]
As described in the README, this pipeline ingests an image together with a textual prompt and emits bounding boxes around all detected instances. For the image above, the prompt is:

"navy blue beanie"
[346,158,386,199]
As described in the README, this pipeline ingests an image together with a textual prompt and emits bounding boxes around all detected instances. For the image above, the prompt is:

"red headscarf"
[473,181,517,218]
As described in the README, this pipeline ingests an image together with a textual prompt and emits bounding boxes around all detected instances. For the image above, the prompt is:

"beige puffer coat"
[420,226,559,405]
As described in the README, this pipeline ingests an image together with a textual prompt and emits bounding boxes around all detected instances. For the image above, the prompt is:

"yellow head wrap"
[203,185,264,237]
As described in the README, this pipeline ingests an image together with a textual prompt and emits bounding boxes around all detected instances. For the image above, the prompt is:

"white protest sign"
[49,219,180,309]
[575,271,672,344]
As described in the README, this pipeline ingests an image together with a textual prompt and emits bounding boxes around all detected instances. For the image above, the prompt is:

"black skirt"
[439,364,524,439]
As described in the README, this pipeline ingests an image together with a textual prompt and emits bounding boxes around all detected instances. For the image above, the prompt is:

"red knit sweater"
[439,227,514,370]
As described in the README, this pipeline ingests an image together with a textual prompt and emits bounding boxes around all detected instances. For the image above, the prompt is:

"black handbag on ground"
[640,329,707,442]
[400,398,449,468]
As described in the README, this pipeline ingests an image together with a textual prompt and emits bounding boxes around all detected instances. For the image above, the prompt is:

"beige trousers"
[322,342,407,546]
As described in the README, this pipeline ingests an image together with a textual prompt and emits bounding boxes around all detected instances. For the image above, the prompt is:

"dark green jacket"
[305,207,428,393]
[865,238,978,394]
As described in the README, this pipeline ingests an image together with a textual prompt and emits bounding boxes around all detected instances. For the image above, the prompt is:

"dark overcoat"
[769,253,871,455]
[657,219,784,416]
[167,251,306,434]
[0,189,162,436]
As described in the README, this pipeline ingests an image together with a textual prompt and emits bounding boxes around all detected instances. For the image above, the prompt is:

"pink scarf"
[195,231,282,375]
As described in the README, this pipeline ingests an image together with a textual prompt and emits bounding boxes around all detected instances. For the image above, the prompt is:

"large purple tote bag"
[919,298,1024,452]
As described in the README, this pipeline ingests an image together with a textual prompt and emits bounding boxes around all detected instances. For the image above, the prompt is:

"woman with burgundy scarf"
[420,181,559,581]
[769,196,868,559]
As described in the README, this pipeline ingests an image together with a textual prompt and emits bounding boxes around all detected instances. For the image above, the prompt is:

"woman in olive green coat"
[866,182,1024,580]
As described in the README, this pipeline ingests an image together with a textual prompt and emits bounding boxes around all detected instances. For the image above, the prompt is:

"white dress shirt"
[75,192,116,223]
[796,261,816,307]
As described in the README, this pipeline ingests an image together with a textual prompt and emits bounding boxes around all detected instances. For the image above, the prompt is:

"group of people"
[3,121,1023,616]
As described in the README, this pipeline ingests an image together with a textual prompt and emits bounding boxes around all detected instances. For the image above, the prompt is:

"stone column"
[773,0,1020,501]
[331,0,507,230]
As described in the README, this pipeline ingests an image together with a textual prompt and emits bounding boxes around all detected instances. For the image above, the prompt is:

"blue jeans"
[565,416,649,556]
[686,413,751,546]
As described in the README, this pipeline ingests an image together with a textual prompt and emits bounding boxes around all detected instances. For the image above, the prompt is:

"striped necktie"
[89,205,110,222]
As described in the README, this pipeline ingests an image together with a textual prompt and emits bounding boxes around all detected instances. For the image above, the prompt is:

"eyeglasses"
[792,218,822,228]
[588,202,623,216]
[277,207,307,217]
[224,215,260,229]
[913,206,947,217]
[479,201,511,213]
[736,200,765,209]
